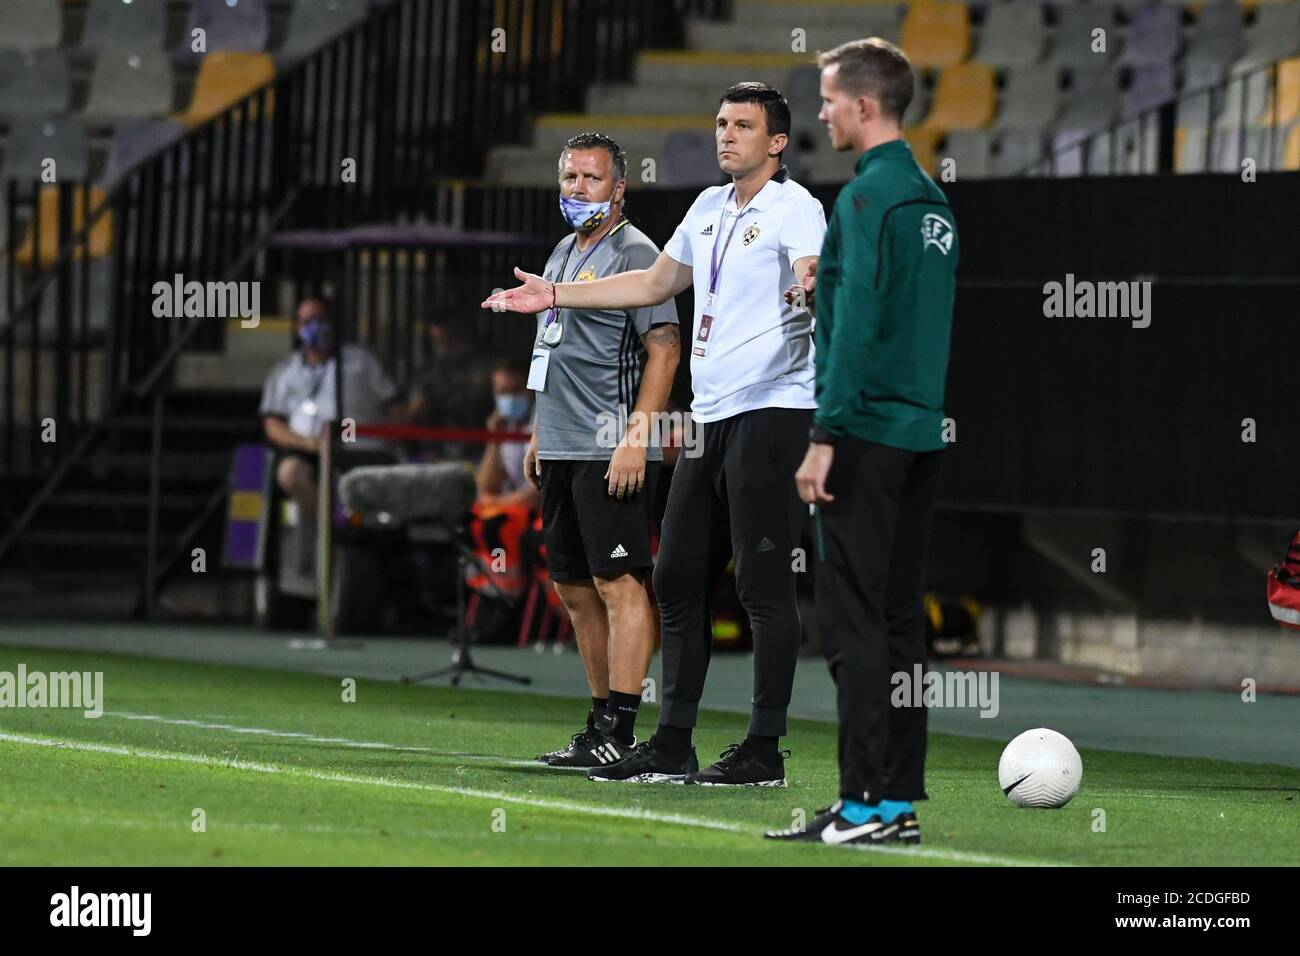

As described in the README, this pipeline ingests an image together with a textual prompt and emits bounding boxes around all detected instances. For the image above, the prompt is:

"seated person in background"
[405,321,493,461]
[259,296,403,519]
[476,355,540,511]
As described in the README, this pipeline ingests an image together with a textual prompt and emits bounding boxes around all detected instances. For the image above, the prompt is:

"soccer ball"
[998,728,1083,808]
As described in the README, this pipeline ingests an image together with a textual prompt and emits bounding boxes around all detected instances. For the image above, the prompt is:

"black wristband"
[809,424,837,446]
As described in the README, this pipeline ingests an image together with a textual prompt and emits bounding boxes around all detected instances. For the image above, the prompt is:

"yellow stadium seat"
[920,62,996,131]
[904,126,943,173]
[174,52,275,129]
[1259,57,1300,126]
[16,186,113,269]
[1282,123,1300,170]
[900,0,971,70]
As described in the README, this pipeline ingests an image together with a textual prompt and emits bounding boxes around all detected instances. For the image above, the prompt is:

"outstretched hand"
[481,267,554,314]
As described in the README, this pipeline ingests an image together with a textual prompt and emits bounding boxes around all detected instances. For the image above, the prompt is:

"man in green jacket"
[767,38,958,847]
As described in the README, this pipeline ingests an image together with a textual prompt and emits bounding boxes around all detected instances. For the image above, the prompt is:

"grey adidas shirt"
[533,220,678,461]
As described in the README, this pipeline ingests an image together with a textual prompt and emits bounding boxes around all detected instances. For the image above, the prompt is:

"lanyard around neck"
[544,217,628,327]
[709,186,755,297]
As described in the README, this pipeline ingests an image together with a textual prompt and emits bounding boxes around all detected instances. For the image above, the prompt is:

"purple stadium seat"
[1120,3,1182,68]
[1127,64,1178,116]
[177,0,270,63]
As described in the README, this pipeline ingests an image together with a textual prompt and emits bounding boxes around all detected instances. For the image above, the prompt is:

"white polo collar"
[725,164,791,213]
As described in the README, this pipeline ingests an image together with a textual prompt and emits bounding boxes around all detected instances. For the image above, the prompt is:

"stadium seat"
[81,0,167,52]
[83,50,175,126]
[174,52,275,128]
[0,50,71,123]
[899,1,970,69]
[1128,64,1179,115]
[0,0,63,52]
[1119,2,1183,68]
[1174,125,1212,172]
[941,128,994,178]
[1259,56,1300,126]
[903,125,942,172]
[1050,5,1121,70]
[1281,121,1300,168]
[279,0,369,63]
[661,130,722,186]
[1184,1,1245,68]
[1,116,88,183]
[1217,69,1271,127]
[785,65,823,142]
[920,62,996,131]
[1056,67,1122,132]
[179,0,270,61]
[1178,60,1226,128]
[973,2,1046,68]
[992,129,1046,176]
[1,117,89,183]
[993,64,1060,130]
[690,2,905,52]
[1232,2,1300,74]
[903,66,931,127]
[15,185,113,269]
[101,118,186,188]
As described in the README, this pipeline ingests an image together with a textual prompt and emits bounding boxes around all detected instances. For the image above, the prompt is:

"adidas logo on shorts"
[610,543,629,559]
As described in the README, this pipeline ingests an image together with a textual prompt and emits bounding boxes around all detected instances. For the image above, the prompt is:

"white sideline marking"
[0,729,1059,865]
[104,710,544,768]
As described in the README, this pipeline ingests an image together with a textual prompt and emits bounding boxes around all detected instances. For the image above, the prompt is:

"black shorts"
[540,458,660,582]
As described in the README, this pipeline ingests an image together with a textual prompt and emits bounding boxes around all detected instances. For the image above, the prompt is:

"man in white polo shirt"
[484,82,825,786]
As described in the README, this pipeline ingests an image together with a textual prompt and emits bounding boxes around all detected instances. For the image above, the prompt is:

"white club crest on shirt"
[920,213,954,255]
[742,223,761,246]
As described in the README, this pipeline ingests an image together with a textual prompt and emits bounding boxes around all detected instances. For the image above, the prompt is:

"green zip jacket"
[813,139,958,452]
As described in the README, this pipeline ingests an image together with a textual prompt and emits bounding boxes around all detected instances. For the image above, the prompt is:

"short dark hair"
[558,131,627,182]
[817,38,913,124]
[718,81,792,141]
[493,354,530,380]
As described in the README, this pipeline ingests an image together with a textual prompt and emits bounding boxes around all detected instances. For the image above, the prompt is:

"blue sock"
[877,800,913,824]
[839,800,874,825]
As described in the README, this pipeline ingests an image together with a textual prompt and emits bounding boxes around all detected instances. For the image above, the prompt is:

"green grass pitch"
[0,645,1296,866]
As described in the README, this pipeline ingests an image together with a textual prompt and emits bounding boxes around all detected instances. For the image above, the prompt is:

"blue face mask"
[299,317,334,351]
[495,393,531,423]
[559,193,612,233]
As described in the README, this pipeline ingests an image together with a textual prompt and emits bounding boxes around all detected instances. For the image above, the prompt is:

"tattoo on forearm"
[644,325,680,350]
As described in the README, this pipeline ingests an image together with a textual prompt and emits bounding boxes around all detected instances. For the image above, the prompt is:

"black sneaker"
[866,811,921,846]
[536,725,600,766]
[765,802,889,846]
[587,739,698,783]
[764,804,843,841]
[686,740,789,787]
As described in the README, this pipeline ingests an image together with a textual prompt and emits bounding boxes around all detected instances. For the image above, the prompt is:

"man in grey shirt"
[514,132,680,769]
